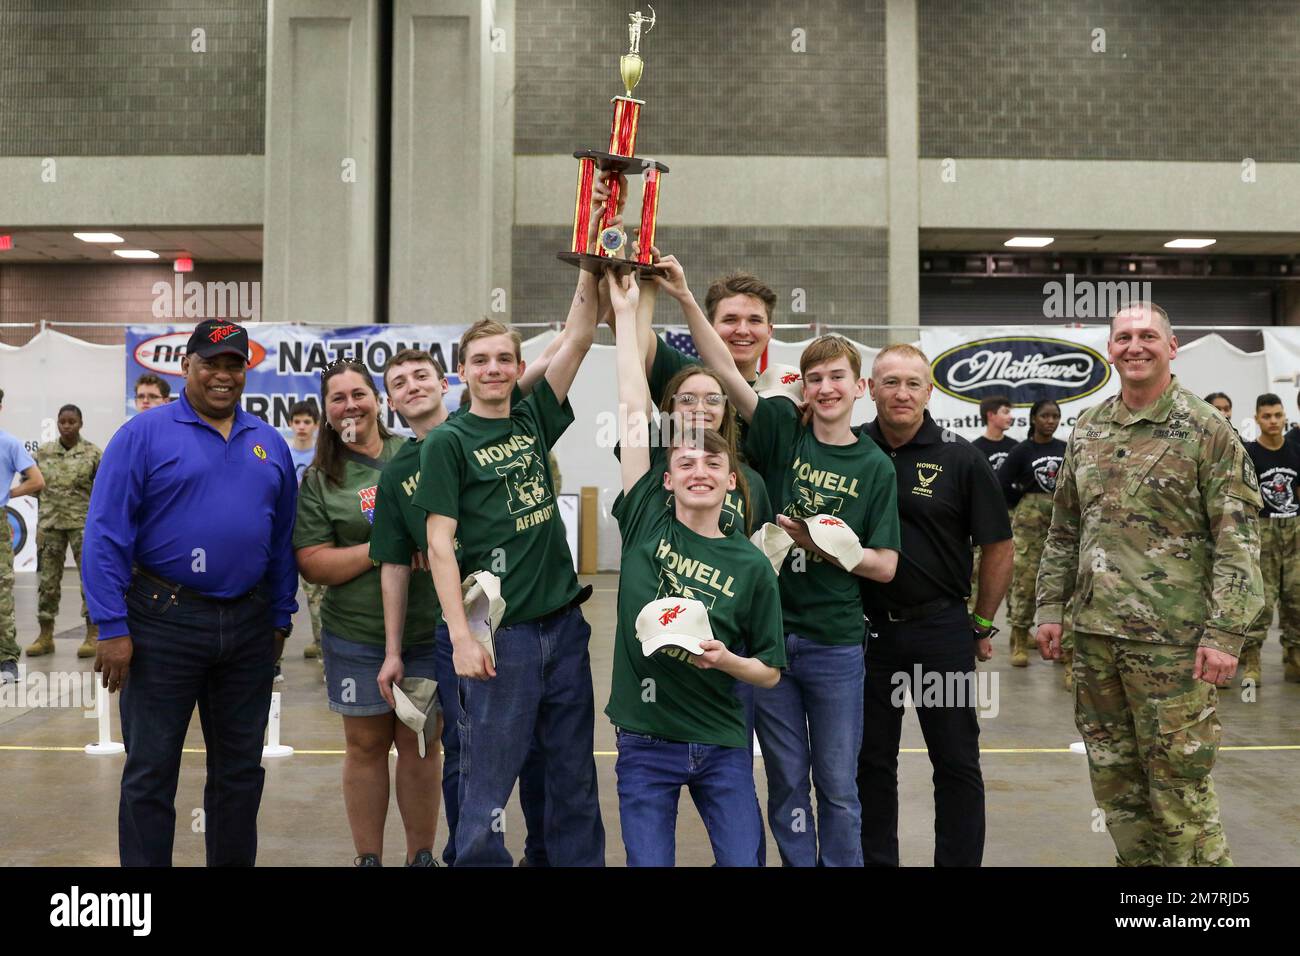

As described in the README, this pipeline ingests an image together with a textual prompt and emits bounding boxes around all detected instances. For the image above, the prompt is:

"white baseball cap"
[461,570,506,666]
[749,521,795,574]
[796,513,864,573]
[391,677,440,759]
[635,596,715,657]
[754,364,804,404]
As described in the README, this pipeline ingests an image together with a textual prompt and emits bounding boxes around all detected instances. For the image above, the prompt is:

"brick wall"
[515,0,886,157]
[0,263,263,346]
[919,0,1300,161]
[0,0,265,156]
[513,225,889,344]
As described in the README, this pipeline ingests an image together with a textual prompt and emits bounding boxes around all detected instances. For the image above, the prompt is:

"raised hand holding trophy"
[558,5,667,277]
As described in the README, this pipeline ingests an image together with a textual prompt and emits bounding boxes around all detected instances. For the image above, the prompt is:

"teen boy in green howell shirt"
[414,285,604,867]
[653,252,901,868]
[605,271,785,866]
[369,348,557,868]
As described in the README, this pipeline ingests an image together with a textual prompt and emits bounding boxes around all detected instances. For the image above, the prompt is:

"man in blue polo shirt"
[82,319,298,867]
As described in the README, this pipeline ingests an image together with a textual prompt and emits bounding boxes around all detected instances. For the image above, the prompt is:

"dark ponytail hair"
[313,360,392,487]
[1027,399,1060,441]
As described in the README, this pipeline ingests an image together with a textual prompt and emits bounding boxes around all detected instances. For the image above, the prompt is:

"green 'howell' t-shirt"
[294,435,439,646]
[368,435,454,626]
[412,379,579,625]
[606,467,786,749]
[744,396,901,645]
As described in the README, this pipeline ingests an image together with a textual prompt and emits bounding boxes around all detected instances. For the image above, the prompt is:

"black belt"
[869,596,965,624]
[132,566,261,608]
[533,584,594,625]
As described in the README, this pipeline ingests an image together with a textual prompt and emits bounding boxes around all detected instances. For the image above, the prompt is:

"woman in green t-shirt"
[605,273,787,866]
[294,361,442,867]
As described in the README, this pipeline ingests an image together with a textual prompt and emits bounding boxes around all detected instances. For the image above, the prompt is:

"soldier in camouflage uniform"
[25,405,101,658]
[1035,303,1263,867]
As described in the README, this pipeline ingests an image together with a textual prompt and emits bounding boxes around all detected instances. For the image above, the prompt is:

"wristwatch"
[970,612,998,641]
[274,624,293,641]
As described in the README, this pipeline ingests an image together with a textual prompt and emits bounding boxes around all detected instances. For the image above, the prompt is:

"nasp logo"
[131,330,267,377]
[931,336,1110,406]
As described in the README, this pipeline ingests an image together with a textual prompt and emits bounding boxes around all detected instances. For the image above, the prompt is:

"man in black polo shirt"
[856,344,1013,867]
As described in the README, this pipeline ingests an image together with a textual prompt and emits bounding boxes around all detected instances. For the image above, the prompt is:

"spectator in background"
[286,400,325,662]
[1242,393,1300,685]
[1204,392,1232,421]
[0,388,45,684]
[968,395,1016,615]
[998,400,1065,669]
[133,374,171,414]
[25,404,100,660]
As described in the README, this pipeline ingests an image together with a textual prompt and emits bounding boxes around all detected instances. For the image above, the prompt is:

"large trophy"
[557,6,667,276]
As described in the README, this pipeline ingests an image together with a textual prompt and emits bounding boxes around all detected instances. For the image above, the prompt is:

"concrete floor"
[3,569,1299,866]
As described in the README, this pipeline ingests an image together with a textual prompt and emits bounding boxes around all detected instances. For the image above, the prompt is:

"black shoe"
[0,661,18,685]
[354,854,381,867]
[406,849,439,867]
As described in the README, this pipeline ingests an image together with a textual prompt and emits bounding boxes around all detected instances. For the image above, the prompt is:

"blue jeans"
[615,730,762,867]
[432,626,549,867]
[118,575,274,866]
[754,632,865,867]
[454,605,604,867]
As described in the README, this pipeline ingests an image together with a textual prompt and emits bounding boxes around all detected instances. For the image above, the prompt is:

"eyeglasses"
[672,393,725,408]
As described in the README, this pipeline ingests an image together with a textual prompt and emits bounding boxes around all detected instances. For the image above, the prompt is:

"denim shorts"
[322,628,440,717]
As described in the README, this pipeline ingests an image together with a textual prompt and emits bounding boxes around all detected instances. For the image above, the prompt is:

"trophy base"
[573,148,669,175]
[557,251,666,278]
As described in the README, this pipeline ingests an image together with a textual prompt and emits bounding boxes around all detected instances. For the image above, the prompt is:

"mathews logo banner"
[930,335,1111,406]
[920,326,1119,440]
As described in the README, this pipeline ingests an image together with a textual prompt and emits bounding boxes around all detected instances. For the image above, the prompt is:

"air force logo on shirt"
[1259,466,1298,516]
[912,462,943,497]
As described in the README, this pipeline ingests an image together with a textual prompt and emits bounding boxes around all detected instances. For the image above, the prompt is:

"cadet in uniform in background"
[1243,393,1300,684]
[968,396,1016,615]
[998,400,1064,668]
[1036,302,1263,867]
[25,404,101,659]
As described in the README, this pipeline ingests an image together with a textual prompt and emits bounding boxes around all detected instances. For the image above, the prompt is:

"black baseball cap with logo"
[186,319,250,361]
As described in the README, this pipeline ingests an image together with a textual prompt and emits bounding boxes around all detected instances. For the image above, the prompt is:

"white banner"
[919,326,1120,441]
[1261,329,1300,439]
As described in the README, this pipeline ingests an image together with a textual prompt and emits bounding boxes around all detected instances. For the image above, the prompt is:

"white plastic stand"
[262,691,294,758]
[1069,741,1087,754]
[85,684,125,755]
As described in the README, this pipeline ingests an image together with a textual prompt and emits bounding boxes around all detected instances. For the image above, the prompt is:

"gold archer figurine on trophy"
[558,5,667,277]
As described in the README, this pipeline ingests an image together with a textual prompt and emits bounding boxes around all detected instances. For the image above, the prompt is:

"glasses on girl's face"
[673,393,725,408]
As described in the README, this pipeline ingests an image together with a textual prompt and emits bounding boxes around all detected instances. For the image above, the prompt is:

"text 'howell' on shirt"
[79,388,299,639]
[411,379,579,626]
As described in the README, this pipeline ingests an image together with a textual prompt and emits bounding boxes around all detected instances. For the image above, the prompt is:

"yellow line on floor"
[3,744,1299,755]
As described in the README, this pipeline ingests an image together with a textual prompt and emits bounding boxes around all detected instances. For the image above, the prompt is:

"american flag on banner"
[662,327,770,373]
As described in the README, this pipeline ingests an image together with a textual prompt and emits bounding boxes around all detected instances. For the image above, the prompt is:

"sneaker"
[0,660,18,684]
[273,664,284,684]
[405,849,439,867]
[354,854,382,867]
